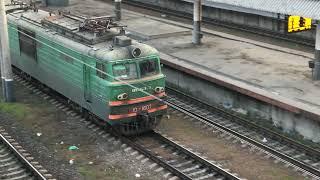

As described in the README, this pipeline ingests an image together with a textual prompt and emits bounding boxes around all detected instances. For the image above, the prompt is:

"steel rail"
[122,0,314,47]
[12,64,195,180]
[151,131,241,180]
[124,0,320,165]
[13,58,318,179]
[120,134,193,180]
[16,70,239,180]
[167,87,320,159]
[113,127,240,179]
[165,87,320,178]
[0,133,47,180]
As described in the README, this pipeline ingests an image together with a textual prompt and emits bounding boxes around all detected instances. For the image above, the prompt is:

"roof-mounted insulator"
[113,36,132,47]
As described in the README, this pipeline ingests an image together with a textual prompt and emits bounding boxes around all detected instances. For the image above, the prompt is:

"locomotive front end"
[108,55,167,135]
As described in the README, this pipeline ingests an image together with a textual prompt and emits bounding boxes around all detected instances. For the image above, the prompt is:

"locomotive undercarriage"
[13,66,166,137]
[115,114,163,136]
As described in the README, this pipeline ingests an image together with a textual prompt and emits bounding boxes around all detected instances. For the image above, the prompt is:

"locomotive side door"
[83,64,92,103]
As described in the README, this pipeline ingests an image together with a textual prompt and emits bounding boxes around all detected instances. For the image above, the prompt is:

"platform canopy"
[201,0,320,20]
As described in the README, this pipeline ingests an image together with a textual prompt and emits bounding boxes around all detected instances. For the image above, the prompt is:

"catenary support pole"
[0,0,15,102]
[192,0,202,45]
[0,34,5,99]
[0,0,6,100]
[115,0,122,21]
[313,24,320,80]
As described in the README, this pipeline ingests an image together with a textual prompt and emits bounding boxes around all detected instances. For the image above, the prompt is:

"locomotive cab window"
[96,62,106,79]
[18,28,37,60]
[113,63,137,80]
[139,59,159,78]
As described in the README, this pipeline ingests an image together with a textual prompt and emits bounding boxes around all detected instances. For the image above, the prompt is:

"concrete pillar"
[0,0,15,102]
[192,0,202,45]
[313,24,320,80]
[115,0,122,21]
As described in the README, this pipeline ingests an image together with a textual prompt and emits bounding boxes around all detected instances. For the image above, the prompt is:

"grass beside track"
[0,102,29,120]
[79,164,129,180]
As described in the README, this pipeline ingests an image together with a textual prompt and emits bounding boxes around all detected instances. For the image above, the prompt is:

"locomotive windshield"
[113,63,138,80]
[139,59,159,78]
[112,57,160,81]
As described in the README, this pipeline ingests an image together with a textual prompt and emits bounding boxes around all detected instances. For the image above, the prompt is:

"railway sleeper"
[181,165,201,173]
[187,168,208,177]
[11,67,241,180]
[173,160,193,168]
[194,172,217,180]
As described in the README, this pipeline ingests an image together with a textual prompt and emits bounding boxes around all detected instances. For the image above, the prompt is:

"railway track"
[122,0,314,47]
[13,65,320,179]
[127,131,241,180]
[166,87,320,179]
[0,127,51,180]
[12,69,241,180]
[14,63,320,179]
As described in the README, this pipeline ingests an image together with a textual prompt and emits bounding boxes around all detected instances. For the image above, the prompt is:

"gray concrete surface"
[128,0,316,42]
[123,17,190,40]
[120,4,320,142]
[162,54,320,142]
[123,14,319,109]
[27,0,320,141]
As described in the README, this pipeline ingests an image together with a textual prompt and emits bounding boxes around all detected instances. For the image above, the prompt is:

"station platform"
[118,9,320,112]
[48,0,320,140]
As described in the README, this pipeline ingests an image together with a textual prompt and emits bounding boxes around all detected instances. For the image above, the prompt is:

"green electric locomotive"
[6,3,167,135]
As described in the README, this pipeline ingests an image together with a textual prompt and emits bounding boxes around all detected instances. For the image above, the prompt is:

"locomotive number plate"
[130,104,152,113]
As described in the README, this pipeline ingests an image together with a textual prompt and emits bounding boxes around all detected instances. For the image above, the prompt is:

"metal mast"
[115,0,122,21]
[0,0,15,102]
[313,24,320,80]
[192,0,202,45]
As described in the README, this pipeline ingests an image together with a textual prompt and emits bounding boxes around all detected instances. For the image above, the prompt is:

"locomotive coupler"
[137,111,150,123]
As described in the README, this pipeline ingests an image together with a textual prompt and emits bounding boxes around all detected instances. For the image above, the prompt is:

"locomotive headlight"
[117,93,128,100]
[155,87,165,94]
